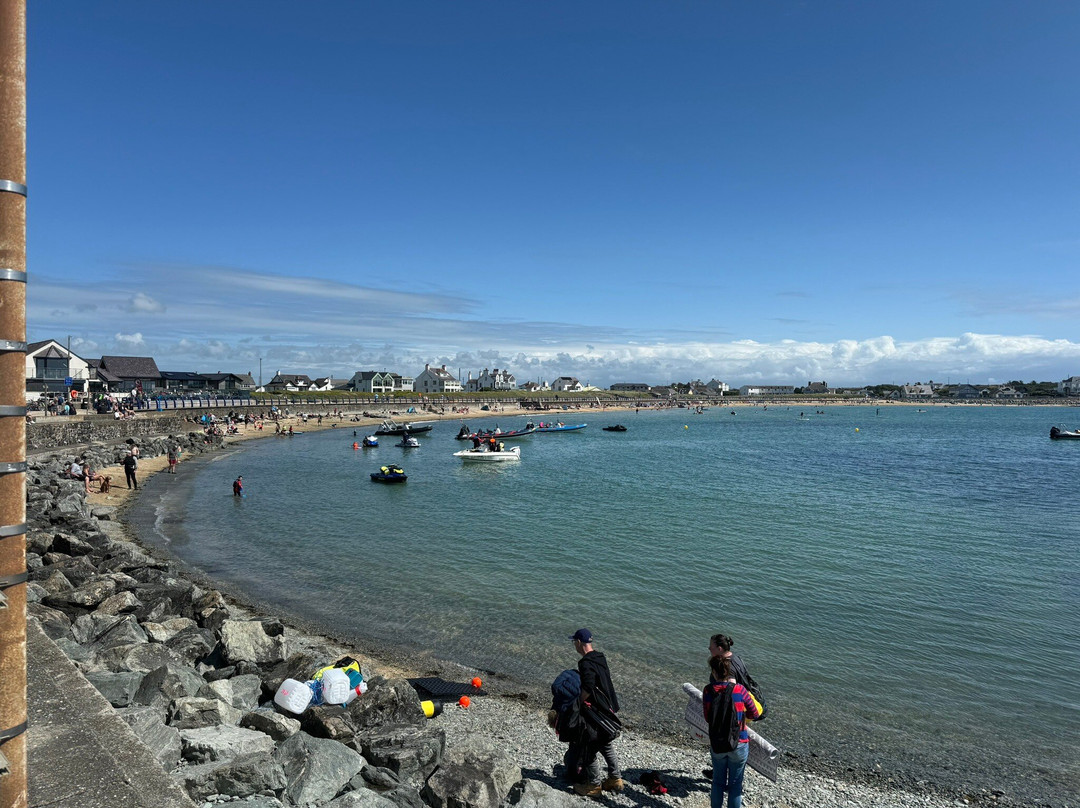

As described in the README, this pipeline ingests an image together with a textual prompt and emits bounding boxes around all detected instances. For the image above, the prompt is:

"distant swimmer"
[233,476,244,497]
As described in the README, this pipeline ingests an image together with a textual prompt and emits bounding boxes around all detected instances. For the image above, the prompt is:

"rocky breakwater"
[23,441,570,808]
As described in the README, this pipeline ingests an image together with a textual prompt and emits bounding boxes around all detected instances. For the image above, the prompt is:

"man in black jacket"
[571,628,623,796]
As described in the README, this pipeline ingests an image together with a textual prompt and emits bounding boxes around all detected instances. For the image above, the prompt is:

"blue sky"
[26,2,1080,386]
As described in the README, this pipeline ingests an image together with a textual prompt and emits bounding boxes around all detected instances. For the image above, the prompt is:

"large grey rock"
[86,670,146,707]
[27,604,72,641]
[39,570,74,595]
[44,577,117,609]
[199,673,262,711]
[94,590,142,616]
[356,723,444,784]
[300,704,357,743]
[326,790,400,808]
[421,737,521,808]
[97,641,185,673]
[70,613,95,644]
[169,696,242,729]
[51,532,94,556]
[25,581,46,604]
[346,678,425,731]
[179,724,276,763]
[385,787,427,808]
[507,780,581,808]
[240,708,302,742]
[164,625,216,666]
[89,613,149,650]
[54,636,93,662]
[134,663,206,709]
[220,619,288,665]
[356,766,401,791]
[47,554,98,585]
[208,752,287,799]
[91,505,118,521]
[274,731,365,807]
[117,705,183,771]
[142,616,197,643]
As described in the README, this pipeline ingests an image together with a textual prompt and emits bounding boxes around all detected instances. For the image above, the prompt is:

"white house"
[1058,376,1080,396]
[266,373,313,392]
[414,364,462,394]
[518,380,549,392]
[900,384,935,400]
[465,367,516,392]
[25,339,94,398]
[349,371,395,394]
[705,379,729,394]
[551,376,583,392]
[389,373,414,393]
[739,385,796,396]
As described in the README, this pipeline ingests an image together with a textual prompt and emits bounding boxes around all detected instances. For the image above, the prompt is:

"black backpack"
[581,686,623,744]
[707,683,740,753]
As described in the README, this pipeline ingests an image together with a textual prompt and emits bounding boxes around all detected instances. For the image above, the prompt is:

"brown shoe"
[574,782,602,798]
[602,777,625,792]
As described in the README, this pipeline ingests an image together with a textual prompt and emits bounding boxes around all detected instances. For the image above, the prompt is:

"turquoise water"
[146,406,1080,802]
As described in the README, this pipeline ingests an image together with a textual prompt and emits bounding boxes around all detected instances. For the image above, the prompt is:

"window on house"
[35,356,69,379]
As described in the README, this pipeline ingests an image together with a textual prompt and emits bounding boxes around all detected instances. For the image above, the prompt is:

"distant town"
[23,338,1080,403]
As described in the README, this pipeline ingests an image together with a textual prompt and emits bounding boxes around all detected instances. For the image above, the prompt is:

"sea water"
[139,406,1080,803]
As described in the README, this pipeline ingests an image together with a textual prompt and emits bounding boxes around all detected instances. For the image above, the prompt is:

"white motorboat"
[453,446,521,462]
[396,436,420,448]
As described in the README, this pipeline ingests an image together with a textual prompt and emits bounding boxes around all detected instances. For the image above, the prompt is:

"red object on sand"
[458,696,471,708]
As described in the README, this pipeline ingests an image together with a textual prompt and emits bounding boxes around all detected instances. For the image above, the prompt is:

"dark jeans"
[124,468,137,489]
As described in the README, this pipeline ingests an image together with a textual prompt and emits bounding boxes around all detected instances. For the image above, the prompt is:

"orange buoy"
[471,677,482,689]
[458,696,471,708]
[352,442,359,450]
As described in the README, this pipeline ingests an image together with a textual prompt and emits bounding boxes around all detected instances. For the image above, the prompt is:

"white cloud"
[24,263,1080,386]
[124,292,166,314]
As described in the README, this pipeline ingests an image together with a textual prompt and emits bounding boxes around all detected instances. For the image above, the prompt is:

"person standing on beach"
[122,451,138,489]
[571,628,624,796]
[167,446,178,473]
[233,476,244,497]
[709,634,766,719]
[703,654,760,808]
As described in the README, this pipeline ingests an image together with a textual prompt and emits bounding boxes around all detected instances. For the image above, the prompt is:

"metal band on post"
[0,406,25,418]
[0,179,26,196]
[0,573,26,590]
[0,723,26,744]
[0,462,26,475]
[0,269,25,283]
[0,340,27,353]
[0,524,25,538]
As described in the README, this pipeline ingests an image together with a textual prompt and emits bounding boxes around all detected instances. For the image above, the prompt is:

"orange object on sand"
[471,677,482,689]
[458,696,471,708]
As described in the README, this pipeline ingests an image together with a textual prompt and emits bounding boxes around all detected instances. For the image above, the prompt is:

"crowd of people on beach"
[550,629,766,808]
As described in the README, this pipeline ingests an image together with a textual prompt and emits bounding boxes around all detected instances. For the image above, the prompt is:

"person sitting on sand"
[83,464,105,494]
[68,458,84,479]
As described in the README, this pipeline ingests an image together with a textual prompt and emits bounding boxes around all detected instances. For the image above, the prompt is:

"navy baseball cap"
[569,628,592,643]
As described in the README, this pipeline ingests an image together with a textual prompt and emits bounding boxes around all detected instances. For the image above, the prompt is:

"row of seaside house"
[22,342,593,399]
[25,340,1080,400]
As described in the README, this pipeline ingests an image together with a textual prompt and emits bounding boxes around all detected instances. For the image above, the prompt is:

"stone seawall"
[28,415,201,451]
